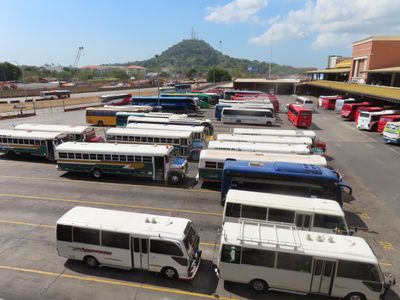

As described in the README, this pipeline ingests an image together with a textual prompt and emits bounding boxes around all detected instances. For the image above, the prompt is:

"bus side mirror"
[340,183,352,195]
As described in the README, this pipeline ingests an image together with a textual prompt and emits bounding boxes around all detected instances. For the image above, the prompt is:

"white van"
[295,96,314,111]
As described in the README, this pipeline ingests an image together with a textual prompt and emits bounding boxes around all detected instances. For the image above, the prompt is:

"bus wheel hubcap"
[165,269,175,278]
[253,281,264,291]
[171,176,179,183]
[87,257,96,267]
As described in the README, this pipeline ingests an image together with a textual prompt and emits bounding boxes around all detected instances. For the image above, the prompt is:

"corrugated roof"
[306,68,350,74]
[304,80,400,102]
[364,66,400,73]
[335,59,352,68]
[234,78,301,83]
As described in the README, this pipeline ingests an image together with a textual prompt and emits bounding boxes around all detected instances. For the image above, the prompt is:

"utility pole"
[155,55,160,107]
[268,28,274,78]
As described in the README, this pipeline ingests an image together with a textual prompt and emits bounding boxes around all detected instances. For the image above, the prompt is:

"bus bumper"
[180,250,202,281]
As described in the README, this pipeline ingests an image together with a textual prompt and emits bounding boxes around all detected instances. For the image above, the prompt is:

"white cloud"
[205,0,267,24]
[249,0,400,48]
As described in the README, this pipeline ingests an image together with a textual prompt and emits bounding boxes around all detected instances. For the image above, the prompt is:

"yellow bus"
[86,106,153,127]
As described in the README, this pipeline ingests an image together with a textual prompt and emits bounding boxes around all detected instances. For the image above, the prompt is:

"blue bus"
[132,96,199,115]
[215,104,232,120]
[220,160,352,206]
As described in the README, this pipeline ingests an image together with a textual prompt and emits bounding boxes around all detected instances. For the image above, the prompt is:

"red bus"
[340,102,370,120]
[321,96,341,110]
[355,106,383,123]
[377,114,400,133]
[100,93,132,105]
[287,104,312,128]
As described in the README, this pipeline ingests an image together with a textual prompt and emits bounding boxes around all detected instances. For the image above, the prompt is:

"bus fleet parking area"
[0,95,399,300]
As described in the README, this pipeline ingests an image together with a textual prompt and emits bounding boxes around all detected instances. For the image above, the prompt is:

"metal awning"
[363,66,400,73]
[306,68,350,74]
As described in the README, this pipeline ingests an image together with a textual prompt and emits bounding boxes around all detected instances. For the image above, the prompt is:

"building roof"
[126,65,145,70]
[304,80,400,103]
[364,66,400,74]
[353,35,400,45]
[335,59,352,68]
[234,78,301,83]
[306,68,351,74]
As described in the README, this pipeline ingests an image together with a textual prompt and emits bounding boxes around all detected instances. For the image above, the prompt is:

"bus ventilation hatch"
[274,162,322,175]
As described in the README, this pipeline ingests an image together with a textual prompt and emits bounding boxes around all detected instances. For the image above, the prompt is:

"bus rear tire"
[345,292,366,300]
[161,267,178,279]
[84,256,99,268]
[6,150,16,159]
[250,279,268,292]
[266,121,272,126]
[168,172,182,185]
[236,120,241,124]
[97,121,104,127]
[91,168,102,179]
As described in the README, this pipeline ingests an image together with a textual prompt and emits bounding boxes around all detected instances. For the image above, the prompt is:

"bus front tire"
[345,293,366,300]
[161,267,178,279]
[168,172,182,185]
[91,168,103,179]
[266,121,272,127]
[97,121,104,127]
[236,120,241,124]
[250,279,268,292]
[84,256,99,268]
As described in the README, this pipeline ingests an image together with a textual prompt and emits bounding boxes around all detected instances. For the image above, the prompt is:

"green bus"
[0,129,67,161]
[55,142,188,184]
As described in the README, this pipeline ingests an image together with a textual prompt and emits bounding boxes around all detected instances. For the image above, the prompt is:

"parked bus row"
[318,95,400,144]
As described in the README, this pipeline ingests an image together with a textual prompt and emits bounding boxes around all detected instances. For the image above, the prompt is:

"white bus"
[221,108,275,126]
[14,123,103,142]
[197,149,327,182]
[217,221,394,299]
[216,134,312,146]
[223,190,350,235]
[0,129,67,160]
[126,123,207,142]
[56,206,201,280]
[127,116,214,135]
[357,109,400,131]
[208,141,311,155]
[55,142,188,184]
[106,127,200,159]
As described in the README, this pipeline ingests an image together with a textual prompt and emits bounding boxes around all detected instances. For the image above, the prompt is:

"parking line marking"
[0,175,218,194]
[379,241,395,250]
[0,264,235,300]
[0,218,220,248]
[0,193,222,217]
[359,212,370,220]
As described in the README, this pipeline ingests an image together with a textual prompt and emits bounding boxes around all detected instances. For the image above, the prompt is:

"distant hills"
[117,39,308,79]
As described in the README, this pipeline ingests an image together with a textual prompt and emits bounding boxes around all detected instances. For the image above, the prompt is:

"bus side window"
[57,225,72,242]
[225,203,241,218]
[241,205,266,220]
[277,252,312,273]
[268,208,295,223]
[150,240,183,257]
[242,248,275,267]
[73,227,100,245]
[221,245,241,264]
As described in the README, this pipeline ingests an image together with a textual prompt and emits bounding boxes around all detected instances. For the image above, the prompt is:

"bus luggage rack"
[236,219,302,249]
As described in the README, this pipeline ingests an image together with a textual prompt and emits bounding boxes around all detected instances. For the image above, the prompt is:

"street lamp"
[155,55,160,107]
[13,60,34,113]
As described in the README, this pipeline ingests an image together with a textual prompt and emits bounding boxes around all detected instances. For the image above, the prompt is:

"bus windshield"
[184,223,199,259]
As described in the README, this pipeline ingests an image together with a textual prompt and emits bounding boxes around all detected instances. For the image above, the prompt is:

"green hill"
[123,39,307,79]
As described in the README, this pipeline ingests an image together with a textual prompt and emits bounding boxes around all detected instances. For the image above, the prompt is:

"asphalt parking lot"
[0,95,399,300]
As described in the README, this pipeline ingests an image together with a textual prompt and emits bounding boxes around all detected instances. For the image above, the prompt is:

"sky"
[1,0,400,69]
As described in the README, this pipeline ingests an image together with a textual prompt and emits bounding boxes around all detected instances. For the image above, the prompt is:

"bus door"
[295,213,311,230]
[310,259,336,295]
[154,156,165,180]
[46,140,54,160]
[131,237,149,270]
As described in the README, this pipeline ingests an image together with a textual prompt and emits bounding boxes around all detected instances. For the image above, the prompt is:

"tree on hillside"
[186,68,197,79]
[206,68,231,82]
[0,62,22,81]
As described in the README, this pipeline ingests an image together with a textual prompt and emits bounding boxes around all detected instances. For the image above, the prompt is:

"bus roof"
[55,142,173,156]
[208,141,311,154]
[126,123,205,133]
[14,124,92,134]
[0,129,67,140]
[57,206,190,240]
[362,109,400,116]
[199,149,327,166]
[222,107,273,113]
[233,128,316,139]
[86,106,153,112]
[132,96,195,101]
[116,112,185,118]
[107,127,192,138]
[100,93,131,98]
[127,116,209,125]
[225,190,344,217]
[217,134,312,145]
[222,221,377,264]
[223,160,338,182]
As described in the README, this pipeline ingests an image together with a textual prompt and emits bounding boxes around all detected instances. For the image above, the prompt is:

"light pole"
[14,60,34,113]
[155,55,160,107]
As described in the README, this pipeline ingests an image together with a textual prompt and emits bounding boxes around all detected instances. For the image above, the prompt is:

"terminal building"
[300,36,400,104]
